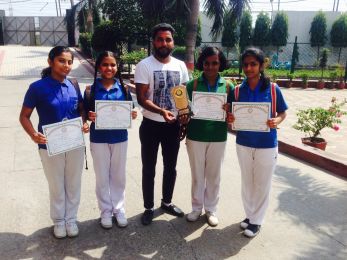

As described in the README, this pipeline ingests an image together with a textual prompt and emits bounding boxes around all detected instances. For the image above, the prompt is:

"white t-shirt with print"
[134,55,189,122]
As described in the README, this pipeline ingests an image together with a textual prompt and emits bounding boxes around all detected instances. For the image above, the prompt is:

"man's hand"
[161,109,176,123]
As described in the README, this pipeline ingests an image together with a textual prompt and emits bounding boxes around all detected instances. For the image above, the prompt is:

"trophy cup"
[170,85,191,141]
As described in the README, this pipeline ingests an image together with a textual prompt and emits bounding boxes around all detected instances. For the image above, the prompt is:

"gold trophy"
[170,85,191,141]
[170,85,190,116]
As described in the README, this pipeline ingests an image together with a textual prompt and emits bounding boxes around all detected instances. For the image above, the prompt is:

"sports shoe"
[115,212,128,228]
[205,211,218,227]
[243,224,261,238]
[186,210,202,222]
[53,223,66,238]
[66,222,79,237]
[100,217,113,229]
[240,218,250,229]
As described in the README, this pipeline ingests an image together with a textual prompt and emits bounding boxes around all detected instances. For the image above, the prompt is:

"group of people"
[19,23,288,240]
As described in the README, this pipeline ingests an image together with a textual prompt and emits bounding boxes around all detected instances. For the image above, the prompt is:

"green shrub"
[91,21,122,53]
[120,49,147,64]
[172,46,186,60]
[79,32,92,57]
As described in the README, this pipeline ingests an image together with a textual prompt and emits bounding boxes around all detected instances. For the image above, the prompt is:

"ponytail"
[116,61,130,100]
[41,67,52,78]
[260,71,271,92]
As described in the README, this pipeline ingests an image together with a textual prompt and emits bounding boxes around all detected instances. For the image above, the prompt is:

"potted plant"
[317,48,329,89]
[300,73,309,88]
[328,71,338,89]
[293,97,347,150]
[337,65,346,89]
[286,73,294,88]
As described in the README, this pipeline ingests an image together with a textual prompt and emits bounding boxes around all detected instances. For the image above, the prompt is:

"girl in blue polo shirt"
[19,46,89,239]
[84,51,137,229]
[227,47,288,238]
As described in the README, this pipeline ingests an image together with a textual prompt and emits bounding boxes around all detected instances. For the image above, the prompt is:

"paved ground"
[0,46,346,260]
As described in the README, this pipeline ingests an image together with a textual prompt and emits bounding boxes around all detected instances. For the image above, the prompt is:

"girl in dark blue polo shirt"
[19,46,89,239]
[227,47,288,238]
[84,51,137,229]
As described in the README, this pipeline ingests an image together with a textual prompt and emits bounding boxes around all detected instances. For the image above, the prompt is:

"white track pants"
[236,144,277,225]
[186,139,226,213]
[39,147,84,225]
[90,141,127,218]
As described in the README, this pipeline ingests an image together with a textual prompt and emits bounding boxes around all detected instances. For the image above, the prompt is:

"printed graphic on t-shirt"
[153,70,180,109]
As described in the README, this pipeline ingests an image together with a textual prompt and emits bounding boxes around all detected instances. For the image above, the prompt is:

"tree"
[221,10,238,59]
[185,0,251,73]
[330,14,347,63]
[253,11,271,49]
[290,36,299,74]
[101,0,147,50]
[271,11,288,56]
[319,48,329,80]
[239,10,252,53]
[310,11,327,63]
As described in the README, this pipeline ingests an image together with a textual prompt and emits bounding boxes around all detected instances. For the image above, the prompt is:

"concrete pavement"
[0,46,346,260]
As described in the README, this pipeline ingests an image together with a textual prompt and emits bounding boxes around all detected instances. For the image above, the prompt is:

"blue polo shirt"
[84,78,128,144]
[228,80,288,148]
[23,76,82,149]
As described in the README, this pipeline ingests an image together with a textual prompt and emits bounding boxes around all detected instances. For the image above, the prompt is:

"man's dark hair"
[151,23,175,39]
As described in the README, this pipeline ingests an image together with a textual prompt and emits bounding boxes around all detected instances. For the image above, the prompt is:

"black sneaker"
[160,202,184,217]
[240,218,249,229]
[243,224,261,237]
[141,209,154,225]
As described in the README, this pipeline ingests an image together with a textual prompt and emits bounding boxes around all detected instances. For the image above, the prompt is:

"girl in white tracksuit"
[227,47,288,237]
[84,51,137,229]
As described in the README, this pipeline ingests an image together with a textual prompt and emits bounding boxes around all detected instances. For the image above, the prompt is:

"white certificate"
[232,102,271,132]
[95,100,133,130]
[192,92,227,121]
[42,117,85,157]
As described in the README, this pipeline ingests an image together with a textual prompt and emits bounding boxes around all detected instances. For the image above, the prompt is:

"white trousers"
[186,139,226,213]
[236,144,278,225]
[90,141,127,218]
[39,147,84,225]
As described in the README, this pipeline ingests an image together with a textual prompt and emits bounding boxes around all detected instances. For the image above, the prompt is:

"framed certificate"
[42,117,85,157]
[232,102,271,132]
[95,100,133,130]
[192,91,227,121]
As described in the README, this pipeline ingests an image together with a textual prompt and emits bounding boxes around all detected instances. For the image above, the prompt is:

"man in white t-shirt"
[135,23,189,225]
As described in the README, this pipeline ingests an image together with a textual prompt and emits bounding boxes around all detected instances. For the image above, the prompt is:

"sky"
[0,0,346,17]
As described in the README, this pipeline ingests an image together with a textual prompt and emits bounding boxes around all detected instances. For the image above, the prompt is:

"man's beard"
[154,47,173,59]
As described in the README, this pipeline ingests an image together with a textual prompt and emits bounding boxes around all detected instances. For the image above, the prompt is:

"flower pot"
[316,81,325,89]
[301,137,327,151]
[337,81,345,89]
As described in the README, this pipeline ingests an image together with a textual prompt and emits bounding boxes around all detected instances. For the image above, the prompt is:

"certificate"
[95,100,133,129]
[232,102,271,132]
[192,92,227,121]
[42,117,85,157]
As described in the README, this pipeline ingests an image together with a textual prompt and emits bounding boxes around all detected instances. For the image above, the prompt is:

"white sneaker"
[101,217,113,229]
[53,223,66,238]
[186,210,202,222]
[115,212,128,228]
[206,211,218,227]
[66,222,79,237]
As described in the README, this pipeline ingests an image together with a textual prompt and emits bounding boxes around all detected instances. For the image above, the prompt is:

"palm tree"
[138,0,250,72]
[185,0,251,73]
[67,0,98,34]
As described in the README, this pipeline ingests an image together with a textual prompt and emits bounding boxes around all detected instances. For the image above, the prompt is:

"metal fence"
[199,42,347,80]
